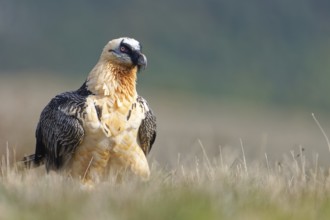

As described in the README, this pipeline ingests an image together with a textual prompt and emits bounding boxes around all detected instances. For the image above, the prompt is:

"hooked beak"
[137,53,147,69]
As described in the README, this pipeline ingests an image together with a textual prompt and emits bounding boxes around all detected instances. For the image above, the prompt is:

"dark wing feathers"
[137,96,157,155]
[24,83,156,171]
[33,84,90,171]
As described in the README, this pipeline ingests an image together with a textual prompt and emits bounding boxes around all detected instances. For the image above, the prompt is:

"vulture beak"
[134,52,147,71]
[138,53,147,67]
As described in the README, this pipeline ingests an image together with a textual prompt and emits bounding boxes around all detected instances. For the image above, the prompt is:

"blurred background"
[1,0,330,168]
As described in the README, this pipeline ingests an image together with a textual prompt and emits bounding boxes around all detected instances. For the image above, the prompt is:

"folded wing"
[137,96,157,155]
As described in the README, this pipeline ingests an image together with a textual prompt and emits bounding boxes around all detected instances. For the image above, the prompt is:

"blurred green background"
[1,0,330,108]
[1,0,330,166]
[2,3,330,219]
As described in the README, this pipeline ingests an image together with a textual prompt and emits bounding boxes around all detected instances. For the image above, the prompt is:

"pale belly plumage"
[70,95,150,183]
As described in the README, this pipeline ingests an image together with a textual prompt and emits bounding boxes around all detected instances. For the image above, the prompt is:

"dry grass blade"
[240,138,248,176]
[312,113,330,152]
[82,156,94,181]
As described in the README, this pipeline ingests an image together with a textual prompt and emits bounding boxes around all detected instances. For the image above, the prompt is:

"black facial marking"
[120,41,133,55]
[119,40,144,67]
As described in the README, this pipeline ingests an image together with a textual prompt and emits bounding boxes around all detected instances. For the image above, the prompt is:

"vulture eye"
[120,46,128,53]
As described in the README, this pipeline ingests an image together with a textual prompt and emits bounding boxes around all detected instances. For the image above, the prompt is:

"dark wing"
[137,96,157,155]
[33,85,91,171]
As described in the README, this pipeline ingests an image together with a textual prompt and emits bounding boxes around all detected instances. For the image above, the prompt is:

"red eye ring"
[120,46,127,52]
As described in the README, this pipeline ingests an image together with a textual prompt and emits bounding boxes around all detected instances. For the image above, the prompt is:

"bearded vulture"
[23,37,156,184]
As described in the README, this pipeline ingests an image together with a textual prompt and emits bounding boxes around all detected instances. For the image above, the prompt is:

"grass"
[2,76,330,219]
[1,141,330,220]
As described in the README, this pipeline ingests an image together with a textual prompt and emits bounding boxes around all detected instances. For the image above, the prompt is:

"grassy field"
[2,75,330,219]
[1,144,330,220]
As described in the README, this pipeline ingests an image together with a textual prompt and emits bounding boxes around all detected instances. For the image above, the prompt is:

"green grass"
[1,145,330,220]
